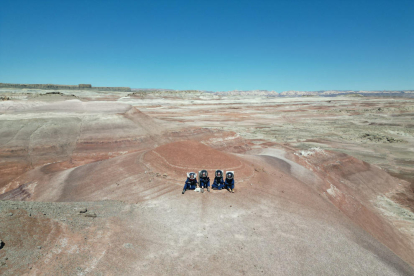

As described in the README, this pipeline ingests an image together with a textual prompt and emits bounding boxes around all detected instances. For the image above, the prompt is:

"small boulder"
[79,208,87,214]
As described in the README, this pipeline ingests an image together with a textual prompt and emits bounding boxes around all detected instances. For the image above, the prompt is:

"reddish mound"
[0,140,253,202]
[1,145,414,274]
[144,140,253,179]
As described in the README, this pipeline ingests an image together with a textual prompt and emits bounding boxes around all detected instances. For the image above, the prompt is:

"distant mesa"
[79,84,92,88]
[0,82,131,92]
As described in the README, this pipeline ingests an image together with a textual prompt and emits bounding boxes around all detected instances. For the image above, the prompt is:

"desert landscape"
[0,85,413,275]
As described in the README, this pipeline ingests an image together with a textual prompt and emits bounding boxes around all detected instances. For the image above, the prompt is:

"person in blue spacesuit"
[199,170,210,192]
[182,172,198,194]
[212,170,224,190]
[224,171,235,193]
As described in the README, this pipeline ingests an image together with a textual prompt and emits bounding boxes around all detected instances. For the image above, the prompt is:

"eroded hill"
[0,91,413,275]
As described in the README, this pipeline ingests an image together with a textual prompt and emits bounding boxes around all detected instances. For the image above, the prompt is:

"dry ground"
[0,89,413,275]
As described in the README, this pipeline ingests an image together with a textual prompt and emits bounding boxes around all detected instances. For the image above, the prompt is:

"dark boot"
[182,189,186,194]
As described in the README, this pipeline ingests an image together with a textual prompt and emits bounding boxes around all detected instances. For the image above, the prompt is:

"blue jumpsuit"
[183,177,198,191]
[199,177,210,189]
[223,178,234,190]
[212,177,224,190]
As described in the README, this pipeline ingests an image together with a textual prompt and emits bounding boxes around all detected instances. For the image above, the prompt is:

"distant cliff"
[0,83,131,92]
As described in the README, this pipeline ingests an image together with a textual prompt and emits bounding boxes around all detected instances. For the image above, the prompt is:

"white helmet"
[226,171,234,180]
[188,172,196,180]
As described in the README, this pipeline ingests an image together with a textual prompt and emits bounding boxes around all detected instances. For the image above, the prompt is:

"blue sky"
[0,0,413,91]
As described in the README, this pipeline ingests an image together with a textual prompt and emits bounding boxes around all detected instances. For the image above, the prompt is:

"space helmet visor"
[200,170,208,178]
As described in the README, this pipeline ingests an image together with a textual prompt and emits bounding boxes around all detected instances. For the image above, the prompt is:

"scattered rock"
[360,133,403,143]
[0,239,4,249]
[37,246,42,249]
[163,174,168,178]
[84,212,97,218]
[8,213,13,216]
[79,208,87,214]
[156,173,161,177]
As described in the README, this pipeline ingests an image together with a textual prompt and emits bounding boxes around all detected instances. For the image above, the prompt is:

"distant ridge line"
[0,82,131,92]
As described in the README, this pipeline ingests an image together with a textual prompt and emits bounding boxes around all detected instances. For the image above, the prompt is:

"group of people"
[182,170,235,194]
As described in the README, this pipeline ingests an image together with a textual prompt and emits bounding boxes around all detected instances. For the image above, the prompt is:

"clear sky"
[0,0,413,91]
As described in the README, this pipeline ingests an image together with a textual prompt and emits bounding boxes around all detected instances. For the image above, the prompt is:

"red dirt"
[144,140,254,180]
